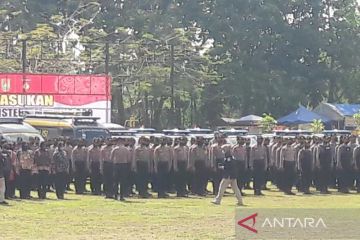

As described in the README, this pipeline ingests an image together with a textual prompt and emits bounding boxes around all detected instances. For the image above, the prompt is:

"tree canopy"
[0,0,359,128]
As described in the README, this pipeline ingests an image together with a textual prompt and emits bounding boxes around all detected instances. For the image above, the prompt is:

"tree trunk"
[328,78,336,103]
[153,97,166,129]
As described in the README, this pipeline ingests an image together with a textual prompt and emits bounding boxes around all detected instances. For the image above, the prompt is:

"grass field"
[1,185,359,240]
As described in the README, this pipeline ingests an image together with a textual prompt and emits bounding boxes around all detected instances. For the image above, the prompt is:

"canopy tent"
[220,117,241,125]
[238,115,263,126]
[278,106,330,125]
[220,115,263,126]
[221,115,262,126]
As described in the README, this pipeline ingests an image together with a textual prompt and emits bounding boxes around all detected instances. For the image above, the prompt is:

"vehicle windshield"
[75,128,110,142]
[2,133,44,143]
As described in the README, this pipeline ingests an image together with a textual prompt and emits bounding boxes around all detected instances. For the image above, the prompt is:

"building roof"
[314,103,360,121]
[332,104,360,116]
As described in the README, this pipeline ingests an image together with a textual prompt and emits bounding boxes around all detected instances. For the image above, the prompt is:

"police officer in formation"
[173,137,189,197]
[209,135,225,195]
[154,137,172,198]
[53,142,70,199]
[34,142,51,199]
[111,138,131,201]
[0,133,359,204]
[189,137,209,196]
[134,137,153,198]
[250,136,268,195]
[231,137,247,195]
[88,139,102,195]
[72,140,87,194]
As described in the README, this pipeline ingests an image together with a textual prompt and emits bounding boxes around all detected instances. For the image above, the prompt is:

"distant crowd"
[0,134,359,205]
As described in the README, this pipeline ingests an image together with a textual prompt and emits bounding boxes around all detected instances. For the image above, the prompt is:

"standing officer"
[17,142,34,199]
[127,138,137,196]
[275,139,287,191]
[111,138,131,201]
[101,139,115,199]
[244,138,252,190]
[250,136,267,196]
[154,137,172,198]
[279,138,297,195]
[349,135,358,189]
[64,138,74,191]
[337,137,353,193]
[166,137,175,193]
[71,140,88,194]
[316,137,333,194]
[52,142,69,199]
[0,145,9,205]
[270,137,282,187]
[189,137,208,196]
[329,136,338,188]
[297,141,313,194]
[173,137,189,197]
[135,137,153,198]
[3,143,17,199]
[149,137,159,193]
[232,136,247,195]
[263,137,271,190]
[47,139,57,193]
[209,135,225,195]
[88,139,102,195]
[353,142,360,193]
[34,142,51,199]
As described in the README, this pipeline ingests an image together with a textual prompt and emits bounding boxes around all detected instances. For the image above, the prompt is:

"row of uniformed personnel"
[270,135,360,194]
[1,134,359,202]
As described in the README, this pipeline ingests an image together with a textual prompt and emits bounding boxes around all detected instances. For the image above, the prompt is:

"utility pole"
[104,42,110,74]
[104,42,110,122]
[22,40,27,73]
[170,44,175,126]
[22,40,27,110]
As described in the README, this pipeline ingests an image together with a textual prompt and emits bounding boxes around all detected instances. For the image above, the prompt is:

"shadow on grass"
[0,204,12,207]
[17,198,82,203]
[59,198,81,201]
[118,200,147,204]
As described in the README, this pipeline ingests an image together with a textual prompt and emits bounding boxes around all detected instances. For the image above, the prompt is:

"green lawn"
[1,185,359,240]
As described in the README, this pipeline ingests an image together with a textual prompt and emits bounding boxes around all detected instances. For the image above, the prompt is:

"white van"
[0,118,44,142]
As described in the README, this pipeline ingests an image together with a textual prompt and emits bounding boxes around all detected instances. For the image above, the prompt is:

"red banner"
[0,73,111,106]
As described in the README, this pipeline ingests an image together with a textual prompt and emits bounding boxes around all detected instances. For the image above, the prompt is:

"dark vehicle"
[69,117,110,143]
[24,115,110,143]
[101,123,130,138]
